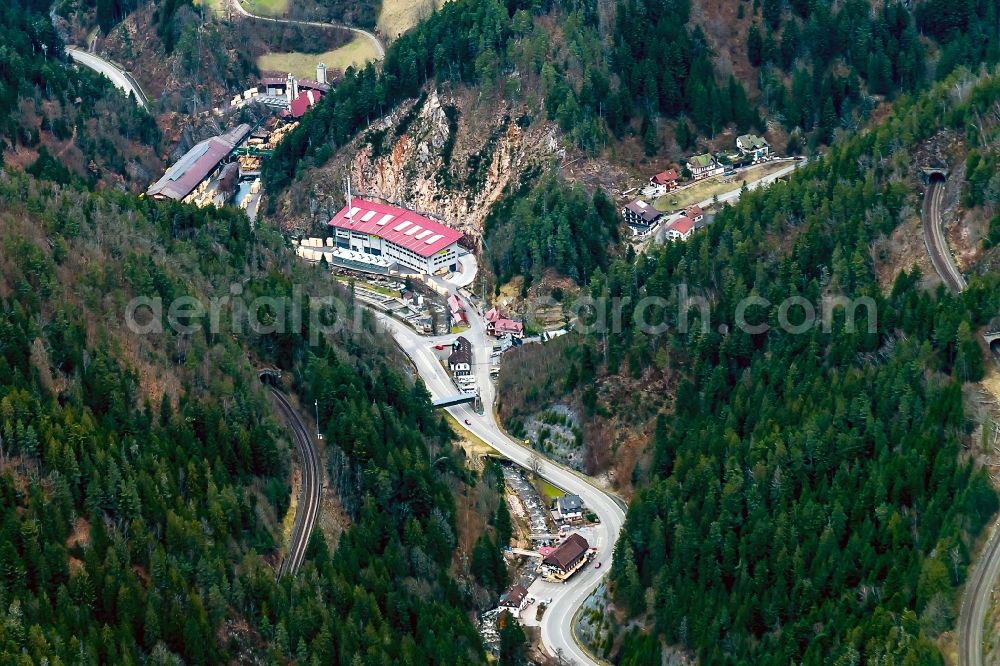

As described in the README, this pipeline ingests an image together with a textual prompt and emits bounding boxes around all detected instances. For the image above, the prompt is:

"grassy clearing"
[243,0,289,17]
[536,478,564,500]
[280,465,299,547]
[257,35,380,78]
[654,160,792,212]
[378,0,443,40]
[193,0,227,14]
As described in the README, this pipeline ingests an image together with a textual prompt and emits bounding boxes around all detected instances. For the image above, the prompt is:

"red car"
[435,344,445,350]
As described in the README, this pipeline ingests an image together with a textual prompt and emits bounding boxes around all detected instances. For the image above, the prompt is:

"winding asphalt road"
[922,178,966,292]
[231,0,385,60]
[66,47,150,109]
[267,385,322,577]
[925,174,1000,666]
[376,293,624,665]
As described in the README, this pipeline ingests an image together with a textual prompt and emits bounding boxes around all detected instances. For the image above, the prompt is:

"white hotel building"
[328,198,462,274]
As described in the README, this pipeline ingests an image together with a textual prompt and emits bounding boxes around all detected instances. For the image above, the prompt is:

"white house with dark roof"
[555,494,584,521]
[499,585,530,616]
[448,336,472,376]
[621,199,662,233]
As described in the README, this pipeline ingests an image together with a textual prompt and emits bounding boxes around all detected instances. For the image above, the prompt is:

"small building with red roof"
[447,293,467,325]
[650,168,679,190]
[685,205,704,223]
[328,198,462,274]
[666,216,694,241]
[485,307,524,338]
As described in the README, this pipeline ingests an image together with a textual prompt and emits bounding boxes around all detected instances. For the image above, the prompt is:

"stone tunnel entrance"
[258,369,281,386]
[985,319,1000,360]
[922,168,948,183]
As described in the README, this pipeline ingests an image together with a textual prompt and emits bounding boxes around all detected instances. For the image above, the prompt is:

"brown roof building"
[542,533,590,574]
[147,124,250,201]
[621,199,662,229]
[650,169,679,189]
[499,585,530,615]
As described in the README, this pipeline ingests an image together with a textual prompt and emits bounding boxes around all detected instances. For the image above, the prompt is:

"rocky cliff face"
[272,88,561,237]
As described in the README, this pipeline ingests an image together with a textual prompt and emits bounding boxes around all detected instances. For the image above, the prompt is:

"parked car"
[464,419,471,425]
[595,561,602,569]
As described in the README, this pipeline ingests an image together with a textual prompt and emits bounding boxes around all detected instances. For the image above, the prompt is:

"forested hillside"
[484,170,621,289]
[587,71,1000,663]
[747,0,1000,148]
[0,168,486,663]
[0,2,161,188]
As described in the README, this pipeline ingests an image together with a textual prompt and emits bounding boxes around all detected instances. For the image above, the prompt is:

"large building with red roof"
[328,198,462,274]
[290,90,322,118]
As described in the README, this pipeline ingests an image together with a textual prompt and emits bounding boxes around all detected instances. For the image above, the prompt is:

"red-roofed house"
[290,90,322,118]
[666,216,694,241]
[685,205,704,223]
[650,169,679,191]
[328,198,462,274]
[493,319,524,337]
[485,307,524,338]
[448,293,467,324]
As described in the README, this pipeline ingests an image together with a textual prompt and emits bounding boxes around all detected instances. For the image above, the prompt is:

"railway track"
[268,386,322,577]
[926,172,1000,666]
[922,178,966,292]
[960,519,1000,666]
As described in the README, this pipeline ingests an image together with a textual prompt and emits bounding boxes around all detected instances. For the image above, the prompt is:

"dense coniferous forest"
[8,0,1000,663]
[0,165,486,662]
[484,170,621,289]
[592,71,1000,664]
[749,0,1000,147]
[609,0,760,140]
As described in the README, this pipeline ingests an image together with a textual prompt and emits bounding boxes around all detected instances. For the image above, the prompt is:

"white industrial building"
[328,198,462,274]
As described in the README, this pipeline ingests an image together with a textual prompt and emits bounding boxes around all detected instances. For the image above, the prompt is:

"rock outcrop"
[273,88,557,237]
